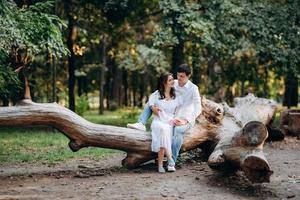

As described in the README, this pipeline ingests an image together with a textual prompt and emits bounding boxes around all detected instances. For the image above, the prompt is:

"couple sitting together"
[127,64,201,173]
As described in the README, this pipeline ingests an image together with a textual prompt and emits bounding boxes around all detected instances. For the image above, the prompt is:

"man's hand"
[169,119,177,125]
[173,118,188,126]
[151,105,161,116]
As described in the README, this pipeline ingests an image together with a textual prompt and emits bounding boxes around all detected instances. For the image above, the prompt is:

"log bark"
[0,94,277,183]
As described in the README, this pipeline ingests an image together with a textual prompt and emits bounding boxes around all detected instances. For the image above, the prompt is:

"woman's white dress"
[149,90,182,153]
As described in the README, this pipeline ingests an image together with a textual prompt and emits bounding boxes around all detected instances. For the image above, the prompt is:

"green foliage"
[0,0,69,57]
[0,65,21,100]
[153,27,179,48]
[0,51,20,99]
[120,107,140,121]
[0,0,297,107]
[75,95,89,115]
[0,0,69,100]
[117,44,170,75]
[154,0,215,48]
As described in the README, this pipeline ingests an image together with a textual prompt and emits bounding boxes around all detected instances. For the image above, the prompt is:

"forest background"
[0,0,299,115]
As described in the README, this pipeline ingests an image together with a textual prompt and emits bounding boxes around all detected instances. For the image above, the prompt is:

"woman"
[149,73,182,173]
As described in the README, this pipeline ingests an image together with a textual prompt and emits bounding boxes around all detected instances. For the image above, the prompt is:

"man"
[127,63,201,171]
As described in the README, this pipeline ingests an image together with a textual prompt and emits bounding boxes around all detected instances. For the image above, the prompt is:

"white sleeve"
[148,90,158,107]
[177,95,184,106]
[193,86,202,118]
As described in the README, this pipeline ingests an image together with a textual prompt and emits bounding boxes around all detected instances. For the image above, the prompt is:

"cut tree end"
[242,156,273,183]
[237,121,268,147]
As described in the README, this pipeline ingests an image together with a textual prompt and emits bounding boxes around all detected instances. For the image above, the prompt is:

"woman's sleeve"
[148,90,158,107]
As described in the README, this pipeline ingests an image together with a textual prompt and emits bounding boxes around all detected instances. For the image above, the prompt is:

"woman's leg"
[158,148,165,167]
[158,148,166,173]
[164,148,172,161]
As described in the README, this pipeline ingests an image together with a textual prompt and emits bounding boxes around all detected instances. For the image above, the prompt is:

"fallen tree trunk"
[0,94,277,183]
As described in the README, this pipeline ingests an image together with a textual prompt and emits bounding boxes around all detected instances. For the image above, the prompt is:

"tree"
[154,0,214,76]
[0,0,68,105]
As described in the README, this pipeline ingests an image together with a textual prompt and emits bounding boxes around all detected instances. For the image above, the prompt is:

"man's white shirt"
[174,80,201,124]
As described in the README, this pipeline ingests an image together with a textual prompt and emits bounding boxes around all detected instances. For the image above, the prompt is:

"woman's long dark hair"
[157,73,176,100]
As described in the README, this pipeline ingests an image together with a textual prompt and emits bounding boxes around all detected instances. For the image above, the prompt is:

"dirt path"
[0,137,299,200]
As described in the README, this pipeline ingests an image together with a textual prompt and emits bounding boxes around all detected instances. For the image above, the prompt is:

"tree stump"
[280,109,300,137]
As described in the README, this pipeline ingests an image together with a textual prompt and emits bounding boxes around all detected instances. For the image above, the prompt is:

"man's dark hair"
[177,63,192,76]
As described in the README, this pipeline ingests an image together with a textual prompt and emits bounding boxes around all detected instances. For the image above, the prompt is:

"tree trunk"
[52,0,58,103]
[52,58,57,103]
[241,80,245,97]
[109,60,122,109]
[1,97,9,106]
[131,71,138,107]
[77,76,83,97]
[0,94,276,183]
[192,45,200,86]
[123,70,128,107]
[99,35,107,114]
[207,56,219,97]
[23,77,31,100]
[105,72,110,109]
[65,0,76,111]
[263,65,269,98]
[171,37,184,76]
[283,72,298,108]
[138,74,145,107]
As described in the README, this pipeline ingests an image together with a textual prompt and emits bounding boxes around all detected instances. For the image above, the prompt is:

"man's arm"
[151,105,160,116]
[193,86,202,118]
[148,91,161,116]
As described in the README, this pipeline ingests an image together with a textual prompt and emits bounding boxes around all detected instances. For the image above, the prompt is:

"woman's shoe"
[158,166,166,173]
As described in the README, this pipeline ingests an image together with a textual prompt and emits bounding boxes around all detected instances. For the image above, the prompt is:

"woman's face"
[164,75,174,88]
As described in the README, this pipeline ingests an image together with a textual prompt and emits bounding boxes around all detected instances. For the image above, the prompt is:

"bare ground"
[0,137,299,200]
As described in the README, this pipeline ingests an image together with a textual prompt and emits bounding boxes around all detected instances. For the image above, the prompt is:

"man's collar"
[176,80,191,88]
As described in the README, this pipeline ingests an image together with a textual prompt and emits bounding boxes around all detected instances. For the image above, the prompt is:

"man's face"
[177,72,190,86]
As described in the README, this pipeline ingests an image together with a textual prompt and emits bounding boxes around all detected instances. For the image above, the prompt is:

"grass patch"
[0,127,117,165]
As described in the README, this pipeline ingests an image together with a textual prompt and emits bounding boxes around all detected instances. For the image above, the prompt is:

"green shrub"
[120,107,140,121]
[109,100,118,111]
[76,95,89,115]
